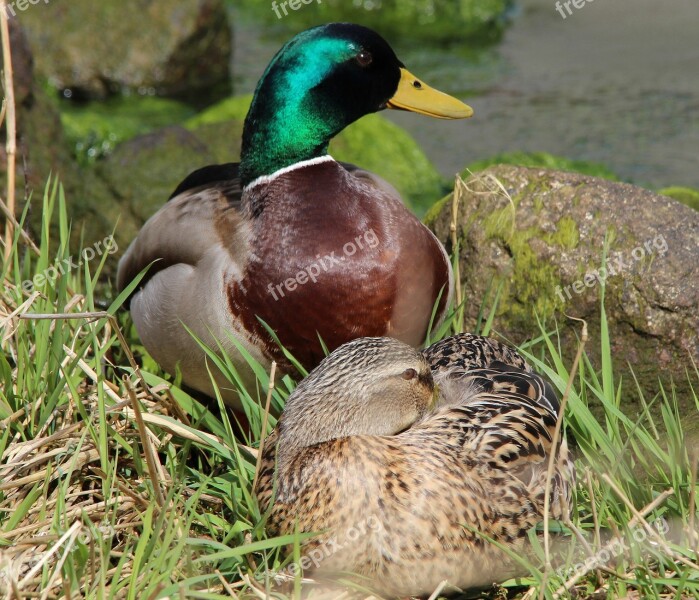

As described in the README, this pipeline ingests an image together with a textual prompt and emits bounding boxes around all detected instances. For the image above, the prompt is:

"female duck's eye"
[356,50,373,67]
[401,368,418,381]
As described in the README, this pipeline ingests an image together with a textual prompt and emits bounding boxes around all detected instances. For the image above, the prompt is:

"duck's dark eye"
[356,50,373,67]
[402,368,418,381]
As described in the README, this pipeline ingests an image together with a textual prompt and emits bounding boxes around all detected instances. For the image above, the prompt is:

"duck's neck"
[275,393,365,467]
[238,34,367,187]
[274,389,417,477]
[238,50,344,187]
[239,98,338,188]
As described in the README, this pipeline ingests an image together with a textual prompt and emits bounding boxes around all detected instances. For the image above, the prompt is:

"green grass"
[1,179,698,599]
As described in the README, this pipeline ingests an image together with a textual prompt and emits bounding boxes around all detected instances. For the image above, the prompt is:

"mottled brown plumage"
[256,335,574,597]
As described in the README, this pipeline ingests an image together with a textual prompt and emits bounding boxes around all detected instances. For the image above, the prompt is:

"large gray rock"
[0,1,233,259]
[21,0,232,101]
[427,165,699,409]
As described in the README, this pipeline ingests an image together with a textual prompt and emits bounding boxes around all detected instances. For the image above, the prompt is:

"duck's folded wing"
[426,363,563,473]
[423,333,532,377]
[430,361,572,517]
[457,387,557,467]
[167,162,241,201]
[116,163,243,300]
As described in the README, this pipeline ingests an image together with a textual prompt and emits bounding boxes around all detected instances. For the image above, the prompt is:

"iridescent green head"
[239,23,473,186]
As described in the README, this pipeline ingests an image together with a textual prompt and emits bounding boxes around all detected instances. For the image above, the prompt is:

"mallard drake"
[116,23,472,405]
[256,334,574,597]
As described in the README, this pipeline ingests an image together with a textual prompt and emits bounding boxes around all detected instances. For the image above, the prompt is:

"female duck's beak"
[387,68,473,120]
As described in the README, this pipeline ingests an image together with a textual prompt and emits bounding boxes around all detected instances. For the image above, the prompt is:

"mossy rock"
[21,0,232,101]
[429,165,699,412]
[186,95,445,213]
[60,96,196,165]
[94,116,245,244]
[98,127,209,227]
[425,152,620,224]
[231,0,512,42]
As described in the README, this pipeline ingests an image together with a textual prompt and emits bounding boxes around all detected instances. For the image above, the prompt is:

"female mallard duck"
[116,23,472,405]
[256,334,574,597]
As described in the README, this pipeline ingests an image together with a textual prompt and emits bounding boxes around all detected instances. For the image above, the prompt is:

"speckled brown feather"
[256,335,574,597]
[421,332,531,374]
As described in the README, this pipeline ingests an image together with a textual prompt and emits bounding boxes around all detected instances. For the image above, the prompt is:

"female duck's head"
[276,337,436,465]
[240,23,473,186]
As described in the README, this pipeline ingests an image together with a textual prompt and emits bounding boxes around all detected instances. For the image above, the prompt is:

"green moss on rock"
[428,173,577,330]
[232,0,512,42]
[659,187,699,212]
[481,217,565,322]
[546,216,580,250]
[97,127,217,229]
[466,151,620,181]
[61,96,195,164]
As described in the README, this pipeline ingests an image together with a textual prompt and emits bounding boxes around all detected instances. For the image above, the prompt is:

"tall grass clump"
[0,181,292,598]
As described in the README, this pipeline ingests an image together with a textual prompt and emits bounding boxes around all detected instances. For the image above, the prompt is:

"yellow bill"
[387,67,473,120]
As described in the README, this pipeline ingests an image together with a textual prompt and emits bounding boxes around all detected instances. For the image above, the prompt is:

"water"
[232,0,699,189]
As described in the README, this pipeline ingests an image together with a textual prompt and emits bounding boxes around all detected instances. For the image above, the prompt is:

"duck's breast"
[229,160,452,368]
